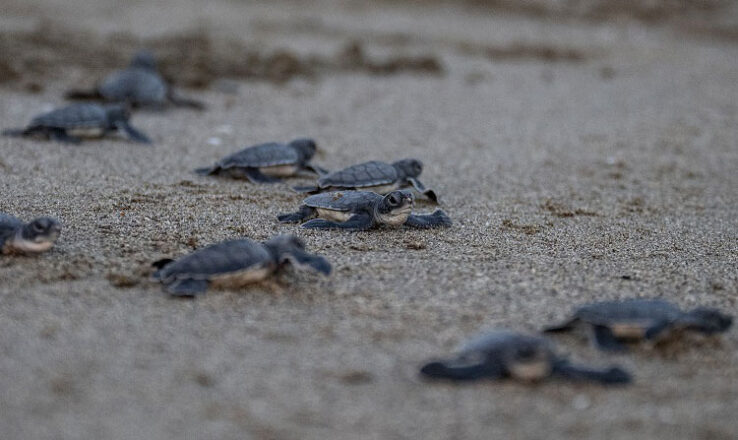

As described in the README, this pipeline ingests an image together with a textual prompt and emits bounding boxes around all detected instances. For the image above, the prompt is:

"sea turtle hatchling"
[293,159,438,203]
[195,139,326,183]
[65,50,204,110]
[544,298,733,351]
[0,213,61,255]
[2,103,151,144]
[151,235,331,296]
[420,329,631,384]
[278,190,451,231]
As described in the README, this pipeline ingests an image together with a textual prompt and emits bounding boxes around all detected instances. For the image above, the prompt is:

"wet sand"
[1,1,737,439]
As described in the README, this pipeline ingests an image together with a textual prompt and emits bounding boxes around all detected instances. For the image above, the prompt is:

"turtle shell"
[99,68,168,106]
[217,143,301,169]
[317,161,399,188]
[0,214,22,248]
[575,299,682,328]
[155,239,275,282]
[302,191,382,212]
[29,104,108,129]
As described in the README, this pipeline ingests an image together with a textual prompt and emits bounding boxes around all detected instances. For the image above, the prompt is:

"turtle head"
[130,50,157,70]
[18,217,61,252]
[682,307,733,334]
[264,234,331,275]
[288,138,317,162]
[392,158,423,179]
[376,190,414,226]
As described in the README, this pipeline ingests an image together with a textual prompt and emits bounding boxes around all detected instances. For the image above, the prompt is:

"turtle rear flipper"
[406,177,438,204]
[2,128,28,137]
[292,185,321,194]
[195,165,218,176]
[552,360,631,385]
[165,278,209,297]
[278,206,316,223]
[115,121,151,144]
[65,88,103,101]
[303,163,329,176]
[404,210,451,229]
[282,249,332,275]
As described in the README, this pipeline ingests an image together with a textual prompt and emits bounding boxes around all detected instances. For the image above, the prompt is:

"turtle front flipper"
[167,89,205,110]
[165,278,209,297]
[644,319,673,341]
[551,359,631,385]
[244,168,281,183]
[592,325,627,352]
[404,210,452,229]
[277,205,316,223]
[302,214,373,231]
[543,317,580,333]
[282,248,332,275]
[195,165,218,176]
[406,177,439,204]
[115,121,152,144]
[420,359,503,381]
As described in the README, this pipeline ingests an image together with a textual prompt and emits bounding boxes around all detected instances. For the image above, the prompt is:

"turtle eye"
[388,194,399,206]
[32,222,45,233]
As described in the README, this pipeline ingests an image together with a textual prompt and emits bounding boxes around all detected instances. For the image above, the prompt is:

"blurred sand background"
[0,0,737,439]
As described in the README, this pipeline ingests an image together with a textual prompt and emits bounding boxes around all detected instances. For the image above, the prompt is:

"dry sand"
[1,1,737,439]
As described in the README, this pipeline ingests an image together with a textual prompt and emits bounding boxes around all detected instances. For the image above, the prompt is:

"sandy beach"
[1,0,737,438]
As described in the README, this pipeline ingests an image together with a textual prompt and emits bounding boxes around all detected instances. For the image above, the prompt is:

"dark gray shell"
[29,104,108,129]
[302,191,382,211]
[0,214,22,248]
[575,299,683,326]
[217,143,300,169]
[154,239,275,281]
[458,330,553,361]
[99,69,167,105]
[317,161,398,188]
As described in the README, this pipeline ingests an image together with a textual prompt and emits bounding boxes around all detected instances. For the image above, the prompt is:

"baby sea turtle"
[151,235,331,296]
[544,298,733,351]
[0,213,61,255]
[195,139,326,183]
[277,190,451,230]
[293,159,438,203]
[420,330,631,384]
[2,103,151,144]
[65,50,204,110]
